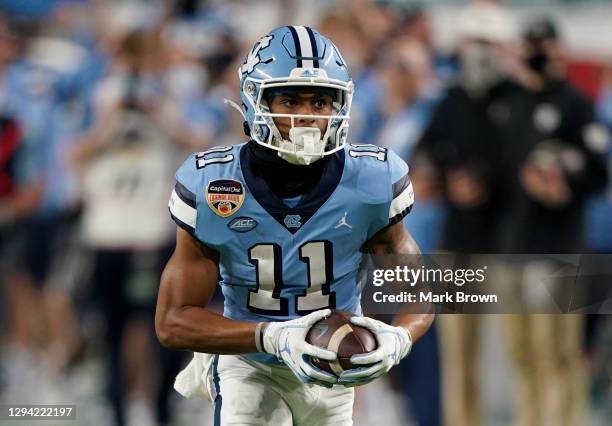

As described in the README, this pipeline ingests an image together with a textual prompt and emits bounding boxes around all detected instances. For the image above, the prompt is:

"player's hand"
[261,309,338,387]
[337,316,412,386]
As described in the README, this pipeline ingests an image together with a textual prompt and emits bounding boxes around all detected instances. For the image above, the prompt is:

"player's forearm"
[368,222,435,342]
[157,306,258,354]
[388,235,435,343]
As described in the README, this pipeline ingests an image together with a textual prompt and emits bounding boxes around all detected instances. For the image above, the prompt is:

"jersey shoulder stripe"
[392,172,410,198]
[169,187,197,234]
[387,149,413,224]
[389,180,414,224]
[175,180,196,207]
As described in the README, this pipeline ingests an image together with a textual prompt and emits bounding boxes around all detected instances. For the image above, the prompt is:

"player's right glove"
[257,309,338,387]
[337,316,412,387]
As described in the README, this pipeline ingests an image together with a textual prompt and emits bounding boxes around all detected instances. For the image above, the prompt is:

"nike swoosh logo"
[311,324,329,340]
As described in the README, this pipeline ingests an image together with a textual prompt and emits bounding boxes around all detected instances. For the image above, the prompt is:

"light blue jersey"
[168,142,413,362]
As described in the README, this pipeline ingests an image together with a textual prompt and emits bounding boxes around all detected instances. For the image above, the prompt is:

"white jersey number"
[247,241,335,315]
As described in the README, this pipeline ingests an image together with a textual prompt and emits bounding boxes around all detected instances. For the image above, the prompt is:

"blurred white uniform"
[81,111,174,250]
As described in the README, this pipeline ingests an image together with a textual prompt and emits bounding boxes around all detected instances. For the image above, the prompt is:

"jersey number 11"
[247,241,336,316]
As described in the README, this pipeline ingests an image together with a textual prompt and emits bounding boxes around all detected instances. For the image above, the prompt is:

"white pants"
[211,354,354,426]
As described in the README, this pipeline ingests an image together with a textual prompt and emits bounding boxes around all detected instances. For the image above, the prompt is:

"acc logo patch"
[228,216,258,233]
[205,179,245,217]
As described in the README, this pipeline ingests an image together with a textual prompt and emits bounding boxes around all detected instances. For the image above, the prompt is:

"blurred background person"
[497,17,609,254]
[374,35,443,426]
[71,24,182,426]
[390,4,457,85]
[415,1,519,254]
[413,3,521,425]
[376,37,439,160]
[494,17,609,426]
[318,1,392,145]
[0,3,97,400]
[158,4,240,152]
[0,15,44,373]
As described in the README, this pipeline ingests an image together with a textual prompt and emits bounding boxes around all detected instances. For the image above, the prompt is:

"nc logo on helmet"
[241,34,274,75]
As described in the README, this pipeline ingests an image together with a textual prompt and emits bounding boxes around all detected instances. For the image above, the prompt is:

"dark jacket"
[415,81,520,252]
[495,79,608,252]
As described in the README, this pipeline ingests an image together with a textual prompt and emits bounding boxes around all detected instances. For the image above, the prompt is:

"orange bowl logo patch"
[205,179,245,217]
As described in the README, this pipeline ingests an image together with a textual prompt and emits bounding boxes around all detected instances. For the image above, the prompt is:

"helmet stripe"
[305,27,319,68]
[294,26,314,68]
[287,26,303,67]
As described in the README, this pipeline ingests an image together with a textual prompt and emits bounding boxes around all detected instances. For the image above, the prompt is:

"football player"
[156,26,434,425]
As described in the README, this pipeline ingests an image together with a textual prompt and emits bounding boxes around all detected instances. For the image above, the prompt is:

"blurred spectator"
[0,9,89,391]
[416,1,519,253]
[373,35,444,426]
[497,18,608,252]
[72,29,182,426]
[0,109,42,376]
[158,10,238,152]
[392,6,432,48]
[495,17,609,426]
[414,3,521,426]
[376,36,445,251]
[0,15,42,228]
[319,4,388,144]
[376,37,439,160]
[388,4,457,83]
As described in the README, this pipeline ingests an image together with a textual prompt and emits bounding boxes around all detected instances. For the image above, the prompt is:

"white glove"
[338,316,412,386]
[261,309,338,386]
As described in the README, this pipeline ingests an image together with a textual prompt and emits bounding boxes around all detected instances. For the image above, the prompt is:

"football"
[306,310,378,376]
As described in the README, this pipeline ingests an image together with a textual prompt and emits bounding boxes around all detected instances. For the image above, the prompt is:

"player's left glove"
[259,309,339,387]
[337,316,412,387]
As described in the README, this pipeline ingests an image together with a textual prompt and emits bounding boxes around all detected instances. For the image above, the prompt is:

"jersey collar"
[240,144,345,234]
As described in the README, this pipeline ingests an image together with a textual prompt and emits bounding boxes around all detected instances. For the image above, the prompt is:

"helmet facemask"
[244,74,353,165]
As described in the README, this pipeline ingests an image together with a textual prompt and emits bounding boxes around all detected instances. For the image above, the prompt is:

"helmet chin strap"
[278,127,325,166]
[223,98,246,119]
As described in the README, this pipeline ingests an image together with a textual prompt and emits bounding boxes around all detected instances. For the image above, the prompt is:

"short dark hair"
[523,18,559,42]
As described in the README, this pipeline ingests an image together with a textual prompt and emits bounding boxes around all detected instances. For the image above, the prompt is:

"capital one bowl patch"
[205,179,245,217]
